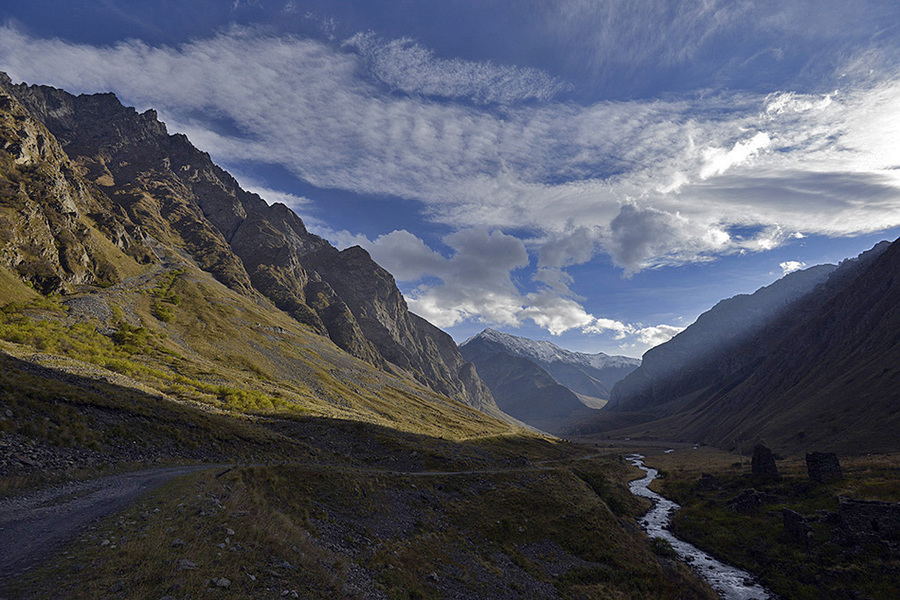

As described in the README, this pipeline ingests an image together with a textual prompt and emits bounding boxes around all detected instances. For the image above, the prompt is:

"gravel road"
[0,465,217,592]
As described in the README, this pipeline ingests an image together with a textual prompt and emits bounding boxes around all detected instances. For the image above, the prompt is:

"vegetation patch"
[646,448,900,600]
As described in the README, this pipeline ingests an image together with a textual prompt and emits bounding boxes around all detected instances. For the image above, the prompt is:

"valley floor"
[619,444,900,600]
[0,447,715,600]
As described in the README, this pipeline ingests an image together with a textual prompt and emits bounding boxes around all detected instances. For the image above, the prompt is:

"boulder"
[782,508,812,545]
[751,444,779,480]
[806,452,843,483]
[728,489,774,513]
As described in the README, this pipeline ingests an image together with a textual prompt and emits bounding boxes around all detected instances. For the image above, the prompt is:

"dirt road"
[0,465,216,592]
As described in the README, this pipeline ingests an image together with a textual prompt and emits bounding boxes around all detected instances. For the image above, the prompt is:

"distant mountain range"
[459,329,639,433]
[591,240,899,454]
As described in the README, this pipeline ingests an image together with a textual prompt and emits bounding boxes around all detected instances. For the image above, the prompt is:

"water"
[626,454,770,600]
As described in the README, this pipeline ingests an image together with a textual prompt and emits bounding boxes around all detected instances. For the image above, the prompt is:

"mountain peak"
[464,328,639,370]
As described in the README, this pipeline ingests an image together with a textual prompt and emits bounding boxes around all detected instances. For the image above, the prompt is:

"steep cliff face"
[677,237,900,453]
[1,75,493,411]
[302,245,495,409]
[0,80,151,293]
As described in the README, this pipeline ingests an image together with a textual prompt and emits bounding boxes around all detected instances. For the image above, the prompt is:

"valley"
[0,67,897,600]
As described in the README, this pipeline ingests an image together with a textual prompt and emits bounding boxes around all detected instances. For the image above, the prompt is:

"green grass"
[11,453,716,600]
[647,450,900,600]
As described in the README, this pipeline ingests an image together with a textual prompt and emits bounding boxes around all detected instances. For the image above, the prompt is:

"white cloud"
[634,324,685,347]
[361,230,448,282]
[343,227,673,346]
[344,32,571,105]
[779,260,807,275]
[605,204,731,274]
[700,132,771,179]
[3,25,898,267]
[2,23,900,338]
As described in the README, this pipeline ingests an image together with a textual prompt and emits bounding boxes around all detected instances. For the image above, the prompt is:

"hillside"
[0,73,494,414]
[591,240,899,454]
[0,72,722,600]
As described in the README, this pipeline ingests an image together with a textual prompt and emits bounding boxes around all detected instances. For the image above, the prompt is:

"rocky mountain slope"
[459,329,639,432]
[606,262,841,414]
[0,73,494,413]
[596,240,898,453]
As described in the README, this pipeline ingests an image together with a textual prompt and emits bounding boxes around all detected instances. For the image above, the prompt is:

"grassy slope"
[641,446,900,600]
[8,451,715,600]
[0,263,719,598]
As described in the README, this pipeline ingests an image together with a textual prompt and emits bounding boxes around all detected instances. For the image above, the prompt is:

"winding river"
[626,454,770,600]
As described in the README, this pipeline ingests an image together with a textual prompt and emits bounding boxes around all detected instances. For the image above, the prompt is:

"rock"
[751,444,779,480]
[806,452,843,483]
[782,508,812,544]
[728,489,774,513]
[837,497,900,549]
[171,538,186,547]
[697,473,718,490]
[4,409,12,418]
[177,558,198,570]
[212,577,231,588]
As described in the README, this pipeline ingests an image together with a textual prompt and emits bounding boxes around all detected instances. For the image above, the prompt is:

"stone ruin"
[837,497,900,551]
[751,444,779,480]
[806,452,843,483]
[782,508,812,546]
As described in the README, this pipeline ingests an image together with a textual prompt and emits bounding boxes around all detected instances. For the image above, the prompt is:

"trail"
[0,465,214,591]
[0,453,602,592]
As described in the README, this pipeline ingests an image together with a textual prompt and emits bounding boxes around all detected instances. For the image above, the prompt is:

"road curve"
[0,465,216,590]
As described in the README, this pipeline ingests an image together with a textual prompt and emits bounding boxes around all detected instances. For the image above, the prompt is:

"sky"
[2,0,899,357]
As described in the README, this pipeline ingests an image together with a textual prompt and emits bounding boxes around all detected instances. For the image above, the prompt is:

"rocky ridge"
[0,74,494,412]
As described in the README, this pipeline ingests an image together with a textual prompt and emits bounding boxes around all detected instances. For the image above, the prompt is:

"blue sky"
[2,1,899,357]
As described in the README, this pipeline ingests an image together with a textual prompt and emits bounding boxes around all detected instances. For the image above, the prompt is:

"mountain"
[459,329,639,432]
[0,73,495,414]
[599,240,898,454]
[606,263,841,414]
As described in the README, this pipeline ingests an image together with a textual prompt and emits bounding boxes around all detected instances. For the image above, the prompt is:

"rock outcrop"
[0,78,151,293]
[751,444,779,481]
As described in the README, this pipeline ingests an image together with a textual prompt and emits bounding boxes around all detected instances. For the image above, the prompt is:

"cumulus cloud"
[700,132,771,179]
[606,204,731,274]
[344,32,571,104]
[634,324,685,346]
[779,260,807,275]
[343,227,674,347]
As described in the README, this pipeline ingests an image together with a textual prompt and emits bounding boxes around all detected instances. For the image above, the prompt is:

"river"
[626,454,770,600]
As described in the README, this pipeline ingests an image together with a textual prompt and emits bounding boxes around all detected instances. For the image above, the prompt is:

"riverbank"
[627,454,769,600]
[639,446,900,599]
